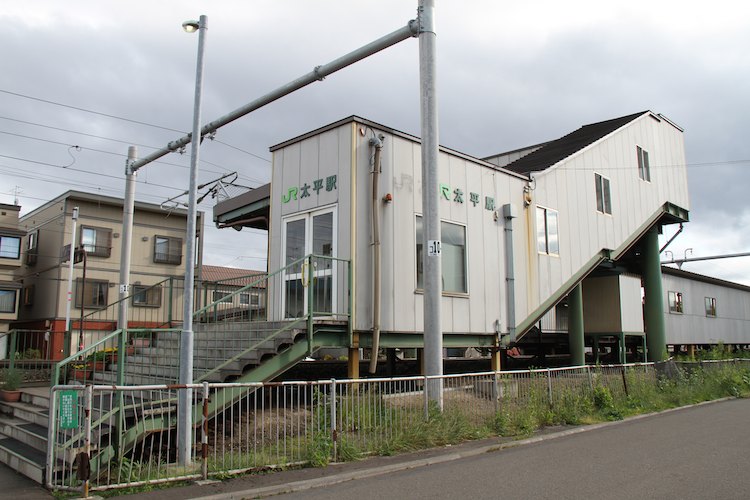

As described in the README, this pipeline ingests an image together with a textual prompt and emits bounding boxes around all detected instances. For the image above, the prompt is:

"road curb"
[192,397,736,499]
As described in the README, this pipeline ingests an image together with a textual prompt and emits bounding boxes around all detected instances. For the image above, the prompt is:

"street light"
[177,14,207,467]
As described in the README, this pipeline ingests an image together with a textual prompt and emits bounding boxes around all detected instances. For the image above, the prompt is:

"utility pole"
[418,0,443,409]
[64,206,79,357]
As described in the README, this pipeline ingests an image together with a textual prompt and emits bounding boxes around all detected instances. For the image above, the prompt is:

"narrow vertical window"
[668,291,683,314]
[705,297,717,317]
[637,146,651,182]
[595,173,612,215]
[416,216,467,293]
[536,206,559,255]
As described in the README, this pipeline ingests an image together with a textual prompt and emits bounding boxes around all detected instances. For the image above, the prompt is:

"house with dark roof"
[214,111,690,371]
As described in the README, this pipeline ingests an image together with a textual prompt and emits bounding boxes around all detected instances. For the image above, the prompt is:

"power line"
[0,119,269,185]
[0,89,271,162]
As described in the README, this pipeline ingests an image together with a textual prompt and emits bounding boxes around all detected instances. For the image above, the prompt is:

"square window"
[80,227,112,257]
[595,173,612,215]
[132,285,162,307]
[0,289,17,313]
[212,290,233,303]
[75,278,108,309]
[0,234,21,259]
[154,236,182,265]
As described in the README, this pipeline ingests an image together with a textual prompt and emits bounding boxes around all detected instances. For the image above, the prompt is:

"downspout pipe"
[369,136,384,374]
[502,204,517,342]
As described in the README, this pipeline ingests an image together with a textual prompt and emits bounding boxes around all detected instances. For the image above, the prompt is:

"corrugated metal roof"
[502,111,650,174]
[661,266,750,293]
[202,265,265,287]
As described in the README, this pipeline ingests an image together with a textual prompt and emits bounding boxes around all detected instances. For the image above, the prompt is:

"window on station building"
[595,173,612,215]
[416,216,467,294]
[705,297,717,318]
[536,206,559,255]
[668,291,683,314]
[637,146,651,181]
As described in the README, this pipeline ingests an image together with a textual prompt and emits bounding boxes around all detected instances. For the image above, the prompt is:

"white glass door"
[283,207,336,318]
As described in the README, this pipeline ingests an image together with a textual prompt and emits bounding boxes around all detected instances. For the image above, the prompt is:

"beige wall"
[0,203,22,333]
[17,192,200,324]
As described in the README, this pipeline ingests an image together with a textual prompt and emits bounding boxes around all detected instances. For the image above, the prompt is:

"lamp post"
[177,14,207,466]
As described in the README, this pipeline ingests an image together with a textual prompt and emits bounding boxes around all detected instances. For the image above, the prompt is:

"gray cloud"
[1,1,749,281]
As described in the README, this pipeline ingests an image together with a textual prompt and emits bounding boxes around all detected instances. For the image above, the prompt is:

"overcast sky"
[1,1,749,284]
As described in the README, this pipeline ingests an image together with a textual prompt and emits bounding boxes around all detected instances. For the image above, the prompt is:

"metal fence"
[46,362,665,493]
[0,329,54,383]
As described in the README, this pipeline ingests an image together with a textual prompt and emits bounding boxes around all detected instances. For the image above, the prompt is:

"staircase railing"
[49,255,351,484]
[193,254,352,383]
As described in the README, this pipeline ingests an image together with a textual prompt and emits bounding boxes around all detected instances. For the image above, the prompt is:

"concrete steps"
[0,387,52,484]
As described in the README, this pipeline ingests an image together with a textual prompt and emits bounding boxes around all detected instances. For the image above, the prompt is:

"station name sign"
[282,175,338,203]
[440,183,495,211]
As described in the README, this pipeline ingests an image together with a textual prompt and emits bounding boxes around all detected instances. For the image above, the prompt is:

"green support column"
[643,228,667,361]
[568,284,585,366]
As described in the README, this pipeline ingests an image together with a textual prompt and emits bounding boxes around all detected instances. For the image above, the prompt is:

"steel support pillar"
[568,284,585,366]
[643,227,667,361]
[347,347,360,379]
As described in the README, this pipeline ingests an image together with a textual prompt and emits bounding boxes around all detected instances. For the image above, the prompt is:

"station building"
[214,110,690,372]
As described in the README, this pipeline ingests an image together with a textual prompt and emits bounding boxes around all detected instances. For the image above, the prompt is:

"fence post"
[45,386,58,490]
[83,384,93,497]
[423,375,429,420]
[586,365,594,393]
[8,330,17,371]
[546,368,553,408]
[620,366,629,397]
[202,381,209,480]
[307,257,314,356]
[493,370,500,414]
[330,379,337,462]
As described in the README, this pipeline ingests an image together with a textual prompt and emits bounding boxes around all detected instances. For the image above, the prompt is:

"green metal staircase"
[46,254,352,485]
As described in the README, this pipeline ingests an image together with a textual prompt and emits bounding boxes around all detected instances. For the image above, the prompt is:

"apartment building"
[13,191,203,359]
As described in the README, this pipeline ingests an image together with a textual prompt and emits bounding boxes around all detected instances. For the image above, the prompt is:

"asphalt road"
[274,398,750,500]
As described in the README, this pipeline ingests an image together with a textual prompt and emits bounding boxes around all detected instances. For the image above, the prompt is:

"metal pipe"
[661,251,750,266]
[659,222,682,253]
[118,147,137,332]
[503,204,516,341]
[369,136,383,374]
[178,14,207,467]
[64,206,79,346]
[129,20,418,173]
[418,0,443,409]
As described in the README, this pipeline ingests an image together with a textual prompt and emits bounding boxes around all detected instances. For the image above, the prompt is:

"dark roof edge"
[661,266,750,293]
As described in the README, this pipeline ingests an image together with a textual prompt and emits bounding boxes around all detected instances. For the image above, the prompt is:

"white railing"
[46,361,717,493]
